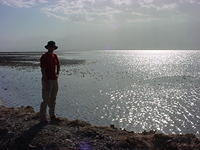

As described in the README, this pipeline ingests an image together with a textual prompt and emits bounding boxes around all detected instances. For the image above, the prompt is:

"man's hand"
[41,68,47,80]
[42,75,47,81]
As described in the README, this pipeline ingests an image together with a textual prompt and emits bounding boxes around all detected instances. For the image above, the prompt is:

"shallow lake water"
[0,50,200,136]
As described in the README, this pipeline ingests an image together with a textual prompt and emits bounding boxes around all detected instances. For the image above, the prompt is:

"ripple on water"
[98,81,200,136]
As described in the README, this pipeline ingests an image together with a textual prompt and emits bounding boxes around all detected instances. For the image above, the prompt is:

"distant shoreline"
[0,52,86,67]
[0,49,200,52]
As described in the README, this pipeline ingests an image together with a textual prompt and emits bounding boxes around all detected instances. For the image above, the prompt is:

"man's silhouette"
[39,41,60,123]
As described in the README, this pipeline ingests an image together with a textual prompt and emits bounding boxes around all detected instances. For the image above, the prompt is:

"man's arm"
[40,55,47,80]
[41,68,47,80]
[55,54,60,75]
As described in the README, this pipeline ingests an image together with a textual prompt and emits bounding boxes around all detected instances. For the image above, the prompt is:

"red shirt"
[40,52,60,80]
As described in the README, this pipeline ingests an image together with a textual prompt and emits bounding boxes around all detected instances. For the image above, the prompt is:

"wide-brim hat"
[45,41,58,50]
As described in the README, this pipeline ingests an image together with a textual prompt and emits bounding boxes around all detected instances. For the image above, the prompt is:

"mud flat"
[0,105,199,150]
[0,52,86,68]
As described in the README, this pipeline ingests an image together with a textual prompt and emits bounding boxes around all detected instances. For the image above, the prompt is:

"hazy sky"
[0,0,200,51]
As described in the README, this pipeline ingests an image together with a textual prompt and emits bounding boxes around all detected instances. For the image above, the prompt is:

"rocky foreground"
[0,105,200,150]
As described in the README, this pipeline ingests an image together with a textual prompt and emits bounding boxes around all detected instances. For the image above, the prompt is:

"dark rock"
[0,128,8,136]
[78,128,100,138]
[154,134,172,149]
[110,124,115,129]
[67,119,90,127]
[116,136,150,149]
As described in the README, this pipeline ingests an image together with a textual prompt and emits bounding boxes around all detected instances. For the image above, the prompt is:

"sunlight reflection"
[132,50,173,55]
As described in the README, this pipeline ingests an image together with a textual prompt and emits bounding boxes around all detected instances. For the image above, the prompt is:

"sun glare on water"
[137,50,172,54]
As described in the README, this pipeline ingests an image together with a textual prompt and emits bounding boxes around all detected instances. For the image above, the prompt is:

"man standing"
[40,41,60,123]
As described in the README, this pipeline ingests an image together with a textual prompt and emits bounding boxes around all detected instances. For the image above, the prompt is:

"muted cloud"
[41,0,200,22]
[0,0,48,8]
[40,0,163,22]
[1,0,200,22]
[138,1,178,11]
[181,0,200,4]
[112,0,132,5]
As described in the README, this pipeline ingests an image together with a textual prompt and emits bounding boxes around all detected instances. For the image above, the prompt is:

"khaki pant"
[40,79,58,120]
